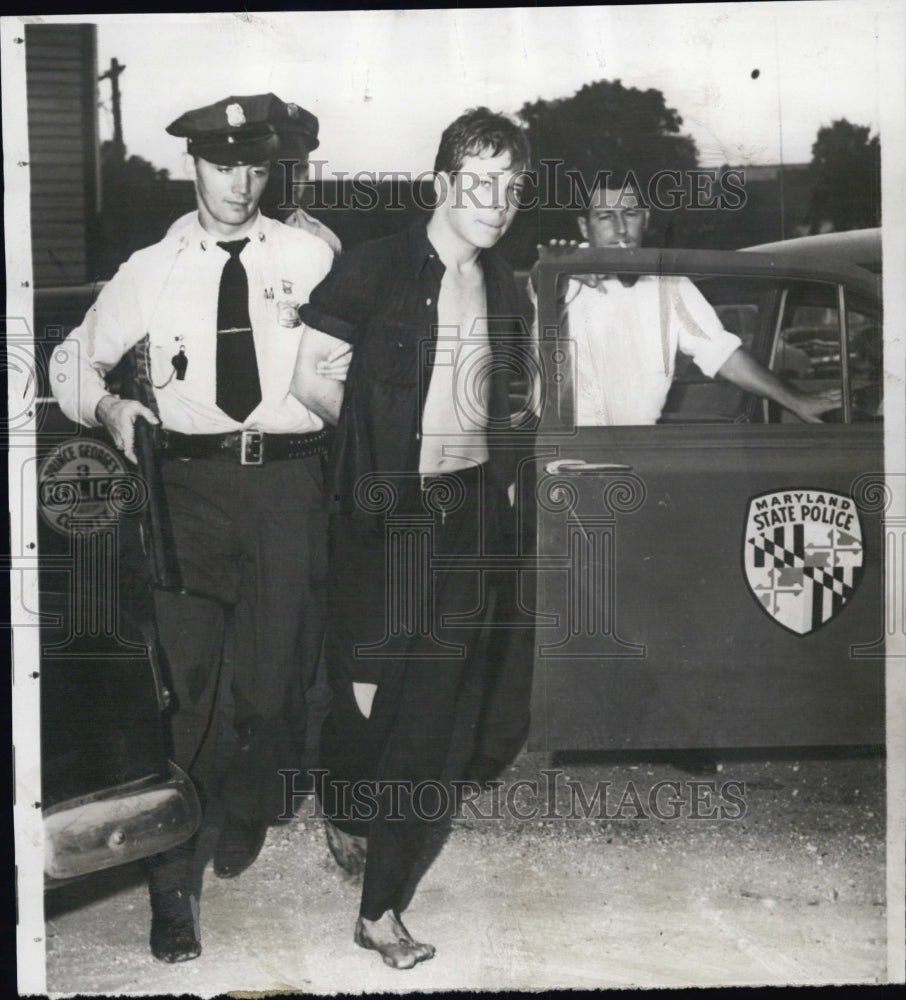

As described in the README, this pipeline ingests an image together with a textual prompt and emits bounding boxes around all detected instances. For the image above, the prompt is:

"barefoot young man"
[291,108,530,968]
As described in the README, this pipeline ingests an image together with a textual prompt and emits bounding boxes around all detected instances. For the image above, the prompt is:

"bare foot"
[324,820,367,877]
[354,912,436,969]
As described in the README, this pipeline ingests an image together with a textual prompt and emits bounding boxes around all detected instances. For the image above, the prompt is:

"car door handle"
[544,459,633,475]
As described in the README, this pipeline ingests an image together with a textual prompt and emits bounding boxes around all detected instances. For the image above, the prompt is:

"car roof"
[743,228,881,273]
[536,244,880,302]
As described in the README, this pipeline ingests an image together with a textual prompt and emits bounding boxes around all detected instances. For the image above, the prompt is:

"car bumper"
[44,763,201,882]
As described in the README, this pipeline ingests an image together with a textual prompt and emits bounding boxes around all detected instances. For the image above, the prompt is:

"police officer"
[274,100,343,255]
[51,94,340,963]
[166,93,343,255]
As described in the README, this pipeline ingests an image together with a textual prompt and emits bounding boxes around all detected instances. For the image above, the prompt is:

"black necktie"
[216,238,261,423]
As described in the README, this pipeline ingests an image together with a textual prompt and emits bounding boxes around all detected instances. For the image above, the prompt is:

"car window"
[545,271,782,426]
[769,282,882,423]
[543,266,882,428]
[659,275,780,424]
[848,308,883,420]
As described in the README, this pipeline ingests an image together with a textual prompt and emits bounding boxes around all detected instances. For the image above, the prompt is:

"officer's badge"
[226,103,246,127]
[743,490,863,634]
[276,300,301,328]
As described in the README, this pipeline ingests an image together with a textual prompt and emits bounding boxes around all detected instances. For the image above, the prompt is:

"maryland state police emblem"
[743,490,863,635]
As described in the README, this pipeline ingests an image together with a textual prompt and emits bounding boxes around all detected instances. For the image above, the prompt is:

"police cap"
[167,94,320,165]
[269,97,320,152]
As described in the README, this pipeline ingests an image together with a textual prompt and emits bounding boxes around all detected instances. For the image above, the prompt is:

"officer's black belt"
[154,427,330,465]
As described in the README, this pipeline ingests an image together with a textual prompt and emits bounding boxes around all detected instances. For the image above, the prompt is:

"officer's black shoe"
[213,812,268,879]
[150,889,201,963]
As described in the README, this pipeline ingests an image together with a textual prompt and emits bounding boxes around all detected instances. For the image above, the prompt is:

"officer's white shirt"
[168,206,343,256]
[52,212,334,435]
[284,208,343,257]
[562,275,741,426]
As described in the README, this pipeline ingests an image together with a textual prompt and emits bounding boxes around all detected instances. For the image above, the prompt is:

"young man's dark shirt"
[299,219,525,513]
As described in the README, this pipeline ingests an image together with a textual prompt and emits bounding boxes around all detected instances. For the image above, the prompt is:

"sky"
[63,3,891,178]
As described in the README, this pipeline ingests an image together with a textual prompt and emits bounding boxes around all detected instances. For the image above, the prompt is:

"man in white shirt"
[51,94,337,963]
[543,175,840,425]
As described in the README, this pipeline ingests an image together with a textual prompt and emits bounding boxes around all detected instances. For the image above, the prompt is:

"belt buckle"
[240,429,264,466]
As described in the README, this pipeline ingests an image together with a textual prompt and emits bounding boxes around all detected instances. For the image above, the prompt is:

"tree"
[97,141,181,278]
[807,120,880,232]
[519,79,698,190]
[515,79,700,248]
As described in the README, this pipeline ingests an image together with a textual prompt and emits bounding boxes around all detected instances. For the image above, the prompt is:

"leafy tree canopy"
[518,78,699,189]
[807,119,880,231]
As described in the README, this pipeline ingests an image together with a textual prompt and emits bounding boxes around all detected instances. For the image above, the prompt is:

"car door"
[528,246,884,750]
[31,286,202,882]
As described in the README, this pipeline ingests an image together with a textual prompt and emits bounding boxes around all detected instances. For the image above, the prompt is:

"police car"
[32,229,886,790]
[527,229,884,751]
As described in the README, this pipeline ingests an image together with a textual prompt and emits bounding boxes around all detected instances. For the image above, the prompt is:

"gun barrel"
[133,417,182,590]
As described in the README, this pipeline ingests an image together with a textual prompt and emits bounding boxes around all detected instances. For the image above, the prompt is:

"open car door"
[528,245,884,750]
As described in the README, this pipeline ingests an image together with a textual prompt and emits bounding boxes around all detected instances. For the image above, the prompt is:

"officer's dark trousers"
[319,465,503,921]
[145,454,327,897]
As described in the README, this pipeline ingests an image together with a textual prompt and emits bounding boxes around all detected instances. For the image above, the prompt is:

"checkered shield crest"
[743,490,864,635]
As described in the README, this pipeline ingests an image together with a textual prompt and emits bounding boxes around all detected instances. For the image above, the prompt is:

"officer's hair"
[574,167,648,217]
[190,153,274,168]
[433,107,530,177]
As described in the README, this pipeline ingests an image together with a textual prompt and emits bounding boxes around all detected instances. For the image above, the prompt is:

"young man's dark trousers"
[319,464,507,920]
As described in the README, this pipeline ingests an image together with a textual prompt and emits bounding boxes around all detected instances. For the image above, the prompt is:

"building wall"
[25,23,99,288]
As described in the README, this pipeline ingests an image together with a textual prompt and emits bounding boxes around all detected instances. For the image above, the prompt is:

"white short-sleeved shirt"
[169,207,343,256]
[563,275,742,425]
[284,207,343,257]
[52,212,334,435]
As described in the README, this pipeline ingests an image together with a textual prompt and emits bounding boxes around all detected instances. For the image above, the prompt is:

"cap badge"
[226,103,246,127]
[286,103,300,118]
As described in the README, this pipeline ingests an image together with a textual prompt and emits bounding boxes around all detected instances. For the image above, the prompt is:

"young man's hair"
[433,107,531,177]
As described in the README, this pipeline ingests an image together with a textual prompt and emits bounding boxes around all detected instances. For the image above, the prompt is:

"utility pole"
[99,57,126,162]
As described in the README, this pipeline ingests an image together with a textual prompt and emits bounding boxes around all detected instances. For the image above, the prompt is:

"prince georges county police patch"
[38,437,140,536]
[743,489,864,635]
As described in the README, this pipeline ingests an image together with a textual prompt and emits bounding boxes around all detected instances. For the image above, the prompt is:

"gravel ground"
[43,750,887,994]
